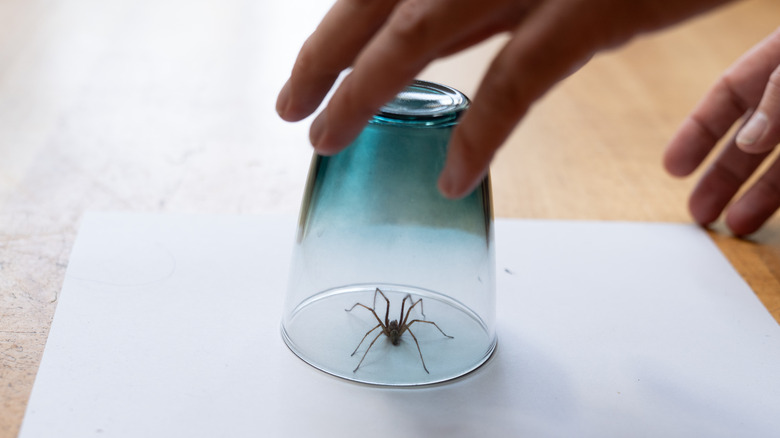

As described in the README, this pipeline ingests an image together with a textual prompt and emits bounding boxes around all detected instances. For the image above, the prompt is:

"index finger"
[276,0,400,122]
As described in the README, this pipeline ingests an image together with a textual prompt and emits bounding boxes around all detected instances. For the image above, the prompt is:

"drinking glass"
[281,80,496,386]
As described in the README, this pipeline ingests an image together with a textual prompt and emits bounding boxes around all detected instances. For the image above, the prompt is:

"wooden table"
[1,0,778,436]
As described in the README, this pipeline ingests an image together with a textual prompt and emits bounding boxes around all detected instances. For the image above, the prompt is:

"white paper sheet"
[20,212,780,437]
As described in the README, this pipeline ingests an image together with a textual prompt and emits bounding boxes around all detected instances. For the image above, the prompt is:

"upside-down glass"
[281,80,496,386]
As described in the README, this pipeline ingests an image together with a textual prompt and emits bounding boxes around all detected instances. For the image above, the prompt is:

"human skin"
[665,27,780,236]
[276,0,780,234]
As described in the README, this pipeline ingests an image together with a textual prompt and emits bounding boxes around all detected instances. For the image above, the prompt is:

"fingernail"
[736,111,768,151]
[276,80,291,119]
[310,111,327,148]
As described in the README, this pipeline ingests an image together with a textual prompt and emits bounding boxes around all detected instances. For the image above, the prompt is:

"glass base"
[281,284,496,386]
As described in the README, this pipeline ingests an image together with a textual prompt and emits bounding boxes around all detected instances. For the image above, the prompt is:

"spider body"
[345,288,453,374]
[386,320,402,345]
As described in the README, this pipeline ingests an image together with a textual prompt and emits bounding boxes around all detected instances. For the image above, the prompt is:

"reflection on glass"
[281,80,496,386]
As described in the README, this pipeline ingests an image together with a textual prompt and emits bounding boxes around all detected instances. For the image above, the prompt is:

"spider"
[345,288,453,374]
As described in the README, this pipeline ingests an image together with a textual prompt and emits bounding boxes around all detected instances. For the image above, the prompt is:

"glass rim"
[374,80,470,125]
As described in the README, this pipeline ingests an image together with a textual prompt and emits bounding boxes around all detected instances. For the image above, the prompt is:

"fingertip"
[277,72,344,122]
[309,110,369,156]
[662,120,716,177]
[735,62,780,154]
[437,169,481,199]
[662,146,691,177]
[725,205,761,237]
[437,167,466,199]
[309,111,327,147]
[276,80,318,122]
[437,137,488,199]
[735,111,770,153]
[276,80,292,120]
[309,113,343,155]
[276,85,318,122]
[724,183,779,237]
[687,181,725,229]
[688,203,717,230]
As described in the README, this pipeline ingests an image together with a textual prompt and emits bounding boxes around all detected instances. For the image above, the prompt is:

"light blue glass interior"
[281,80,496,386]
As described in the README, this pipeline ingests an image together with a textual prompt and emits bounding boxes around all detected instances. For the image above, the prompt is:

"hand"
[664,27,780,236]
[277,0,732,198]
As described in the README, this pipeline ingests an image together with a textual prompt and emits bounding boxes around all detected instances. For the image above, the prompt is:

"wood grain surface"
[1,1,778,437]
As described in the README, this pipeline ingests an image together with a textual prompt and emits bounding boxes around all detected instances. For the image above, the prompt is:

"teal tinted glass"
[282,80,496,386]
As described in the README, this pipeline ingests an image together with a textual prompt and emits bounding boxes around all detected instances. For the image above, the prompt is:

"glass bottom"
[281,284,496,386]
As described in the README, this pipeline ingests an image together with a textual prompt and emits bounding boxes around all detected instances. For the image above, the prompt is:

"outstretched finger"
[663,85,750,178]
[437,4,598,198]
[724,154,780,236]
[687,130,770,227]
[736,63,780,154]
[276,0,400,122]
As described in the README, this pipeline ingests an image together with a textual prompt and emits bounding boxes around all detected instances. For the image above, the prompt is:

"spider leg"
[405,327,429,374]
[406,319,454,339]
[353,330,385,372]
[345,303,385,327]
[350,323,382,356]
[374,288,391,327]
[399,295,408,325]
[401,296,425,326]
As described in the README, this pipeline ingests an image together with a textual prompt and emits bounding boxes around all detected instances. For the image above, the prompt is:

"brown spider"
[345,288,453,373]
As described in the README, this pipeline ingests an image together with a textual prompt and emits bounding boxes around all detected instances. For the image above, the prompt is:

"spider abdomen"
[388,320,401,345]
